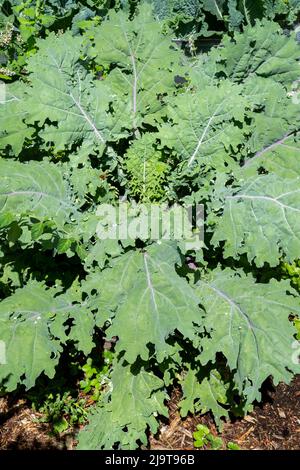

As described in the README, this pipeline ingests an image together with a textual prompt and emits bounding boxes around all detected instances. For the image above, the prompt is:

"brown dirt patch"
[150,375,300,450]
[0,396,74,450]
[1,376,300,450]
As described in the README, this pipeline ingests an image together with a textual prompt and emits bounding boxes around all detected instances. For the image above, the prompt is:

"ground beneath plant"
[150,376,300,450]
[1,376,300,450]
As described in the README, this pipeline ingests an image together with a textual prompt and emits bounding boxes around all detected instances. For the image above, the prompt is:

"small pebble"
[278,409,286,419]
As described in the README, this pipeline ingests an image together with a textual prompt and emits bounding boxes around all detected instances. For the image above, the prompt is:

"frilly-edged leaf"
[180,368,229,426]
[77,361,168,450]
[194,269,300,402]
[242,77,300,156]
[243,132,300,178]
[85,241,181,299]
[188,54,219,89]
[0,280,97,390]
[212,170,300,266]
[227,0,244,29]
[0,159,77,229]
[107,244,203,362]
[0,261,23,293]
[84,239,124,270]
[0,83,33,155]
[202,0,225,20]
[214,20,300,86]
[159,81,247,169]
[87,4,182,131]
[85,243,203,362]
[26,31,123,153]
[66,162,117,209]
[1,32,124,157]
[0,281,93,390]
[0,284,63,391]
[58,281,95,355]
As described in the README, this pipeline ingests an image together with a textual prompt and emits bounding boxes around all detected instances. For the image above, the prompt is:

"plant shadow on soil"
[0,375,300,450]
